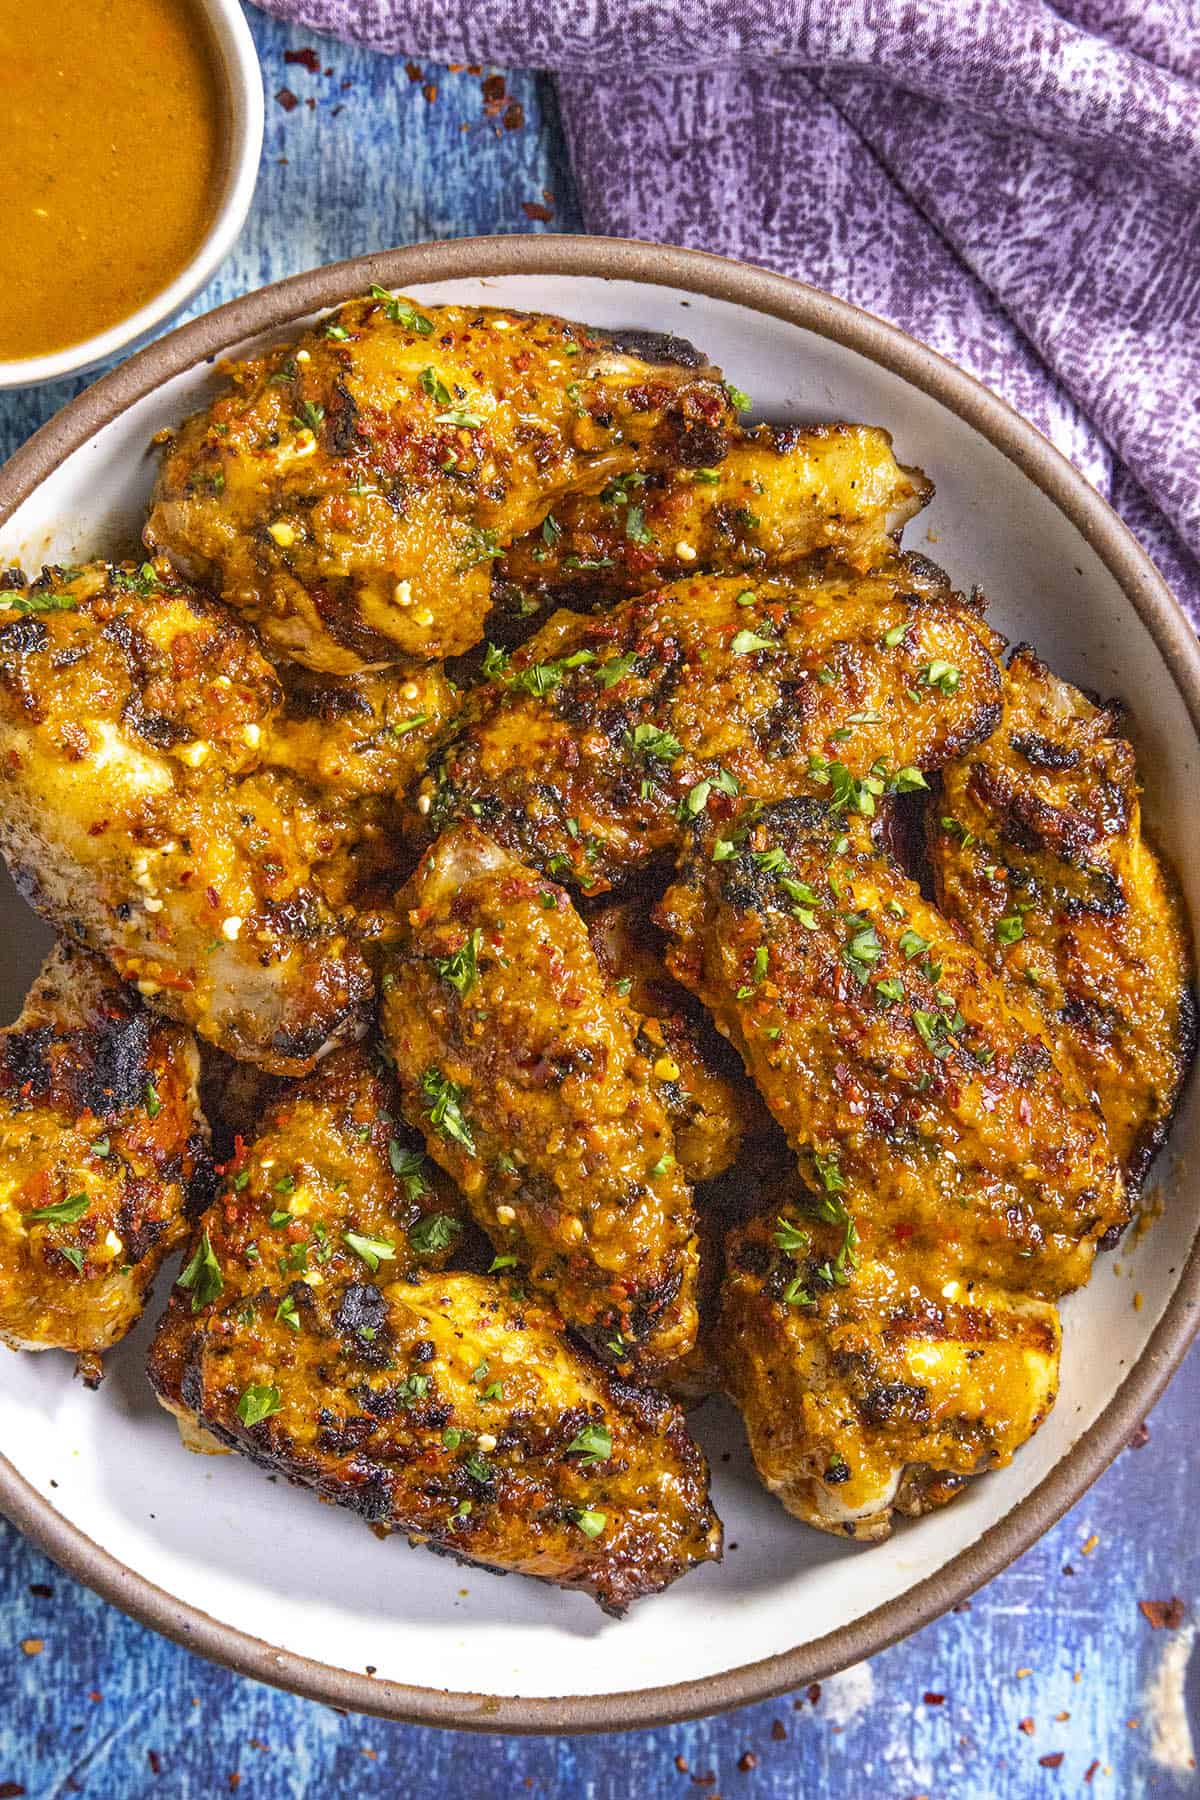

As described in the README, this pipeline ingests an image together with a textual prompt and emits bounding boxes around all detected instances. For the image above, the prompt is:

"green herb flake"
[176,1230,223,1311]
[565,1423,612,1466]
[409,1211,464,1256]
[144,1079,161,1119]
[419,1067,476,1155]
[570,1508,608,1540]
[435,926,483,997]
[343,1230,397,1274]
[236,1384,282,1429]
[996,913,1026,945]
[627,720,684,762]
[27,1192,89,1226]
[731,627,776,654]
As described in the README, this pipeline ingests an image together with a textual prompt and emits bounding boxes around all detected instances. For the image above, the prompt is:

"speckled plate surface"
[0,237,1197,1732]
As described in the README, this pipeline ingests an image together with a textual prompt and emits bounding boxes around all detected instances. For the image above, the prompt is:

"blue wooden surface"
[1,9,1197,1794]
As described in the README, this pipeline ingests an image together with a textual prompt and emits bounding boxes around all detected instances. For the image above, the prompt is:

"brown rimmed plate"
[0,236,1197,1733]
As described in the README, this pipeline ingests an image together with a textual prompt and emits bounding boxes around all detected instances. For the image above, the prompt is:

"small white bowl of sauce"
[0,0,263,387]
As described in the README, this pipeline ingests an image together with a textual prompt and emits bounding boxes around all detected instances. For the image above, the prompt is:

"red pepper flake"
[690,1776,716,1789]
[275,87,299,113]
[770,1720,787,1741]
[503,101,525,131]
[305,97,316,111]
[147,1751,162,1775]
[423,84,438,104]
[737,1753,757,1773]
[1083,1760,1100,1784]
[521,202,554,222]
[1018,1717,1035,1735]
[88,1690,102,1702]
[481,73,506,104]
[1139,1597,1186,1630]
[405,61,422,82]
[0,1785,26,1798]
[807,1682,822,1705]
[284,47,321,73]
[675,1757,689,1774]
[923,1692,945,1705]
[1128,1421,1150,1449]
[1038,1753,1064,1769]
[228,1778,241,1794]
[952,1599,972,1613]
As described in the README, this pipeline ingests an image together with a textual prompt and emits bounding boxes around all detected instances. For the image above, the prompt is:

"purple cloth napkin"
[254,0,1200,622]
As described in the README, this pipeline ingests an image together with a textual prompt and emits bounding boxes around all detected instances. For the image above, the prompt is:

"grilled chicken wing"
[418,559,1004,894]
[0,941,207,1376]
[587,896,769,1185]
[492,423,931,635]
[148,1045,720,1613]
[0,562,373,1073]
[660,799,1118,1535]
[662,799,1125,1299]
[146,297,734,675]
[717,1204,1060,1539]
[928,645,1194,1188]
[380,824,699,1377]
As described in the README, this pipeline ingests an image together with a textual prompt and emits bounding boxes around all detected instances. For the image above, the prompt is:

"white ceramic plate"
[0,240,1196,1730]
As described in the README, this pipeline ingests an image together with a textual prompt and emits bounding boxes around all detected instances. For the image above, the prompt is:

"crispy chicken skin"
[263,659,457,802]
[418,560,1004,894]
[587,896,769,1185]
[928,645,1194,1189]
[661,801,1126,1300]
[717,1205,1060,1539]
[492,423,932,631]
[0,562,373,1074]
[149,1046,720,1613]
[0,941,207,1374]
[146,296,734,674]
[380,825,699,1377]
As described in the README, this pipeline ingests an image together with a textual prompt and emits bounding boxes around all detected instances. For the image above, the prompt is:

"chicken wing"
[661,800,1125,1299]
[717,1203,1060,1539]
[148,1045,720,1613]
[587,895,769,1185]
[0,940,207,1378]
[418,559,1004,894]
[379,824,699,1377]
[492,423,931,635]
[928,645,1194,1189]
[146,296,734,674]
[0,561,373,1073]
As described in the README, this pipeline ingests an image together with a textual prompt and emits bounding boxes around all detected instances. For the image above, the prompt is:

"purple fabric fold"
[252,0,1200,621]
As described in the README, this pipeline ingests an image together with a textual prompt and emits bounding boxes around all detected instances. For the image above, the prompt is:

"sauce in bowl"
[0,0,228,362]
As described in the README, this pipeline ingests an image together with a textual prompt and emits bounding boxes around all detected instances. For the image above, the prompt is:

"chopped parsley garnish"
[627,721,683,762]
[60,1246,85,1274]
[27,1192,89,1226]
[144,1079,161,1119]
[569,1508,607,1539]
[420,1068,476,1155]
[488,1253,518,1272]
[389,1140,430,1198]
[774,1216,810,1255]
[436,408,485,429]
[844,924,882,979]
[463,1451,495,1484]
[508,649,595,698]
[91,1137,110,1158]
[368,287,433,334]
[292,400,325,434]
[565,1423,612,1466]
[922,659,961,695]
[396,1373,431,1408]
[731,626,776,654]
[899,928,930,960]
[889,766,929,793]
[392,713,428,737]
[322,322,351,340]
[10,588,81,615]
[434,926,483,997]
[996,913,1025,945]
[176,1230,223,1311]
[725,383,752,413]
[275,1293,301,1332]
[456,526,503,572]
[595,651,638,689]
[236,1384,282,1429]
[882,621,909,647]
[875,975,905,1004]
[409,1211,464,1256]
[419,367,453,406]
[624,504,653,544]
[343,1231,397,1274]
[110,562,162,596]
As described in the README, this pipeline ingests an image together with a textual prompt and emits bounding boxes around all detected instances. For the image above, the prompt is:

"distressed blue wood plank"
[0,9,1196,1797]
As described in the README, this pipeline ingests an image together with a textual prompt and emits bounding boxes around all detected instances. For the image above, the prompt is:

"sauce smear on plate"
[0,0,226,362]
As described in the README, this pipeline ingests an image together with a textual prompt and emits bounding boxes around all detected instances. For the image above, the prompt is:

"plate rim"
[0,231,1197,1734]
